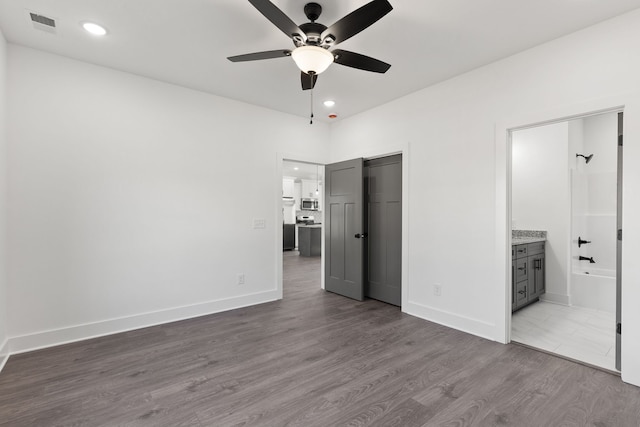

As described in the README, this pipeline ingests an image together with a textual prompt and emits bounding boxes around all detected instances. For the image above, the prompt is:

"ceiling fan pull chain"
[310,74,314,125]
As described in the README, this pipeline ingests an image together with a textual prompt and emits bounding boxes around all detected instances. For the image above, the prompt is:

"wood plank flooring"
[1,251,639,426]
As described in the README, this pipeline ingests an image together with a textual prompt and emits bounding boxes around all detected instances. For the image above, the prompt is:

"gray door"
[616,111,623,371]
[364,155,402,306]
[325,158,365,301]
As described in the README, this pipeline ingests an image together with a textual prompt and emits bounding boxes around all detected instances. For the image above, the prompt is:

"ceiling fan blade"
[227,49,292,62]
[332,49,391,73]
[321,0,392,45]
[301,72,318,90]
[248,0,307,42]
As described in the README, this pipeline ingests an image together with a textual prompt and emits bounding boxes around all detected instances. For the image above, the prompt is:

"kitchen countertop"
[297,224,322,228]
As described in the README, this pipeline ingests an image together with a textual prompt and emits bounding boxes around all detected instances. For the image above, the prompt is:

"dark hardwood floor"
[1,251,639,426]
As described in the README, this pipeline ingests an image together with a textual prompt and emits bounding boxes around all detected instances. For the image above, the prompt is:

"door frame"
[329,141,410,311]
[276,152,328,300]
[496,98,630,345]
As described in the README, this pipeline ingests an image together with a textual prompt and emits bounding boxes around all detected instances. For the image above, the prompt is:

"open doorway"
[509,110,622,372]
[281,160,324,298]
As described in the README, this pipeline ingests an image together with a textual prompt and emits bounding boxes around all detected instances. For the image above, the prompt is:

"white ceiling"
[283,160,323,181]
[2,0,640,123]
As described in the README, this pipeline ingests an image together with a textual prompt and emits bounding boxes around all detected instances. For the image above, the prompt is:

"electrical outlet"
[434,284,442,296]
[237,274,245,285]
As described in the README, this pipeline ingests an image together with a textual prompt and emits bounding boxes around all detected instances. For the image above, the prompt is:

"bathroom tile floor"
[511,300,617,372]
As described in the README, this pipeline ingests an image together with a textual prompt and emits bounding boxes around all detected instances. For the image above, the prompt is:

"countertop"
[512,230,546,245]
[512,237,546,245]
[297,224,322,228]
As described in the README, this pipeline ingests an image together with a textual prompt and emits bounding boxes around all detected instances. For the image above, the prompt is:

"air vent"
[27,11,57,34]
[30,13,55,28]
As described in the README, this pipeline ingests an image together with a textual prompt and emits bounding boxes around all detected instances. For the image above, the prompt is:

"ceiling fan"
[227,0,393,91]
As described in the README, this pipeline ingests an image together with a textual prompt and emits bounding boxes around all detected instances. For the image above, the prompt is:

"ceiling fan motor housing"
[304,3,322,22]
[299,22,328,46]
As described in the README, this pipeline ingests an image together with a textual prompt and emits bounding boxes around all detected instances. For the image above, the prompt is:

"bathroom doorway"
[509,110,622,372]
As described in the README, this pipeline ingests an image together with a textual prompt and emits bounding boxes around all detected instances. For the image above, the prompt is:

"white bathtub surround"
[570,113,618,313]
[512,301,616,372]
[571,269,616,313]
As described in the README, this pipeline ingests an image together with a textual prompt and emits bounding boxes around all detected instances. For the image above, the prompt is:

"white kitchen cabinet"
[283,177,295,198]
[300,179,323,212]
[294,182,302,210]
[301,179,318,199]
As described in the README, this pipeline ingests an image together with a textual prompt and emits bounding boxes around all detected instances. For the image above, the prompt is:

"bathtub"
[570,268,616,313]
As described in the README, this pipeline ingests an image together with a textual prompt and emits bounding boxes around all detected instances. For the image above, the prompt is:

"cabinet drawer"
[512,246,516,259]
[514,258,528,282]
[527,241,545,256]
[515,281,528,305]
[514,244,528,259]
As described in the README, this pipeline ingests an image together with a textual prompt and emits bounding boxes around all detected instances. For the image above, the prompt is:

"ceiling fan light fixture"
[291,46,334,75]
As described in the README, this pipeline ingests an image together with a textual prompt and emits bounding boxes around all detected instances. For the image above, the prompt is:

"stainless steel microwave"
[301,198,318,210]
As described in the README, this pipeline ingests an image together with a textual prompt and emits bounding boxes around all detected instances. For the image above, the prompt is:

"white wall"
[512,122,570,305]
[6,45,330,352]
[328,9,640,386]
[0,28,8,368]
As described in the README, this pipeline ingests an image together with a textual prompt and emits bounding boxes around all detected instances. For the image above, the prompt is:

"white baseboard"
[540,292,570,306]
[404,301,497,342]
[8,290,279,355]
[0,338,9,373]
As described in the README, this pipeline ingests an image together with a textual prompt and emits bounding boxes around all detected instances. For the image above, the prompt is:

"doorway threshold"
[511,301,617,373]
[510,341,620,377]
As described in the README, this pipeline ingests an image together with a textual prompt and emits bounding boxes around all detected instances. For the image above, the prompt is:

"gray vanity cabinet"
[527,242,545,301]
[512,241,545,312]
[513,251,529,311]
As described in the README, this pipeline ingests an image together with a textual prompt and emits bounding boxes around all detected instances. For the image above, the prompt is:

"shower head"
[576,153,594,164]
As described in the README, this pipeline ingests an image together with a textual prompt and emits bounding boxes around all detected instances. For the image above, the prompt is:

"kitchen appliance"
[301,198,318,210]
[283,198,296,224]
[297,215,316,225]
[283,224,295,250]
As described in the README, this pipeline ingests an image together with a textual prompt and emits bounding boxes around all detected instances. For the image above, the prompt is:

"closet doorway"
[324,154,402,306]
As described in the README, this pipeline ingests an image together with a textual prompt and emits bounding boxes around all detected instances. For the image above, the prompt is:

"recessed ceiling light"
[323,100,335,107]
[82,22,107,36]
[294,167,299,170]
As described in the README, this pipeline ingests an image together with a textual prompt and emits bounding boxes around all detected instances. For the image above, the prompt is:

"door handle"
[354,233,368,239]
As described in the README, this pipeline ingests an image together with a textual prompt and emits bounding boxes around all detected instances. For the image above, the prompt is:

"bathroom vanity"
[512,235,546,312]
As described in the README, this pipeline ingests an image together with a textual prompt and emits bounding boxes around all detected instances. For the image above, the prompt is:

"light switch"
[253,218,266,229]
